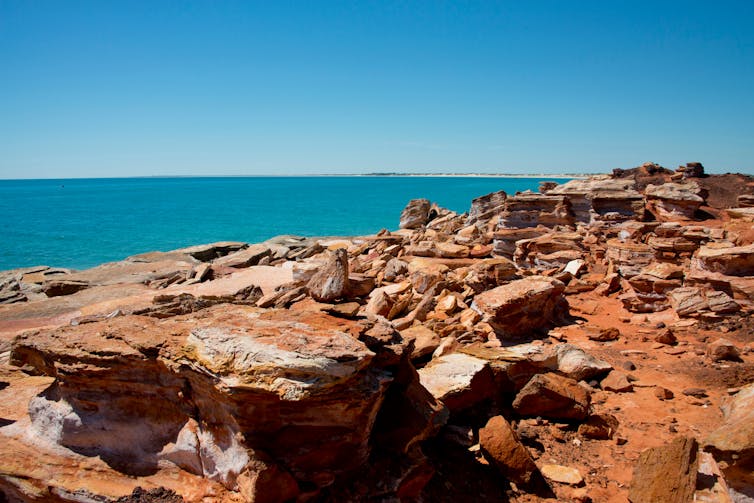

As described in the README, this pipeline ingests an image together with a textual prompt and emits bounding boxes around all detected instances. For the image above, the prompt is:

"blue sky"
[1,1,753,178]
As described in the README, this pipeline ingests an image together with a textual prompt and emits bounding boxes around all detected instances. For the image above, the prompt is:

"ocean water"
[0,176,568,271]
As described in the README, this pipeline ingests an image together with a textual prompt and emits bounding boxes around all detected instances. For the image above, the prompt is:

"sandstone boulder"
[399,199,432,229]
[471,276,567,339]
[694,244,754,276]
[307,248,349,302]
[211,244,271,269]
[601,370,633,393]
[479,415,540,487]
[467,190,507,226]
[539,344,613,381]
[606,239,655,278]
[578,413,619,440]
[645,182,705,220]
[417,353,494,413]
[384,258,409,282]
[704,383,754,461]
[540,464,583,486]
[706,338,741,362]
[512,373,590,420]
[628,436,699,503]
[399,325,441,360]
[8,307,397,496]
[668,287,739,317]
[42,279,90,297]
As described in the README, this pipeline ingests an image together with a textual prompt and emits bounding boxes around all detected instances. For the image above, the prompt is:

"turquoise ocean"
[0,176,568,271]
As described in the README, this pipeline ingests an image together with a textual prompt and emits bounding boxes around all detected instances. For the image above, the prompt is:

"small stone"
[654,329,677,346]
[622,361,637,371]
[654,387,674,400]
[586,327,620,342]
[326,302,361,318]
[578,413,619,440]
[540,464,583,485]
[682,388,707,398]
[601,370,633,393]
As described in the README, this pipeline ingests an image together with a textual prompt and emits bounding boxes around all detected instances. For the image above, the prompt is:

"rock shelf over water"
[1,161,754,502]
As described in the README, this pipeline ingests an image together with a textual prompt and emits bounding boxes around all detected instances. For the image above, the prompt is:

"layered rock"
[399,199,432,229]
[467,190,507,226]
[498,192,574,229]
[4,307,432,499]
[546,175,645,225]
[606,238,656,278]
[693,244,754,276]
[471,276,567,339]
[645,182,706,220]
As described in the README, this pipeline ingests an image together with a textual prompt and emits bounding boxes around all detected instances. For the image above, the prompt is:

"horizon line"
[0,172,597,181]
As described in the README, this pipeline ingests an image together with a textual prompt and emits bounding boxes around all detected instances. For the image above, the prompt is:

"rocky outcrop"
[546,176,645,224]
[645,182,706,220]
[492,227,548,258]
[467,190,507,226]
[606,238,656,278]
[5,307,443,499]
[2,166,754,502]
[499,192,574,229]
[693,244,754,276]
[668,287,739,317]
[676,162,705,179]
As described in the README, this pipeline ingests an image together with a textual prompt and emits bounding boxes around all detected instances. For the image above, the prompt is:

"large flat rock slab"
[694,244,754,277]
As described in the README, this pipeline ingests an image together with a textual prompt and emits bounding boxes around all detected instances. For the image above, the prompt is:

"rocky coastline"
[1,162,754,502]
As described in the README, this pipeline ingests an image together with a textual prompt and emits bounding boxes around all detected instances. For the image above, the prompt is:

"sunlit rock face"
[9,306,391,497]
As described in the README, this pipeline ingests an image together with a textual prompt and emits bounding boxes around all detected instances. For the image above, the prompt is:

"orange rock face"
[6,307,393,499]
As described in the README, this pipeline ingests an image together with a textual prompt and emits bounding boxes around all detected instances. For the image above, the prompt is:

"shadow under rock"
[420,438,513,503]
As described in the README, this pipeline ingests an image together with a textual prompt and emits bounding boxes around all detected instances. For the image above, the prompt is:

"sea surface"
[0,176,569,271]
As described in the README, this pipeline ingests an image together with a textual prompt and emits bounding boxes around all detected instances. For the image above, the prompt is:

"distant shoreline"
[0,173,591,181]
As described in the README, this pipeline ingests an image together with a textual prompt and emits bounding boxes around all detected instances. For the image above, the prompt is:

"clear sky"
[1,0,753,178]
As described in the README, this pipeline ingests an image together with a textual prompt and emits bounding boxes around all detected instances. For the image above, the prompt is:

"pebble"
[620,350,648,357]
[682,388,708,398]
[540,464,584,485]
[654,387,674,400]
